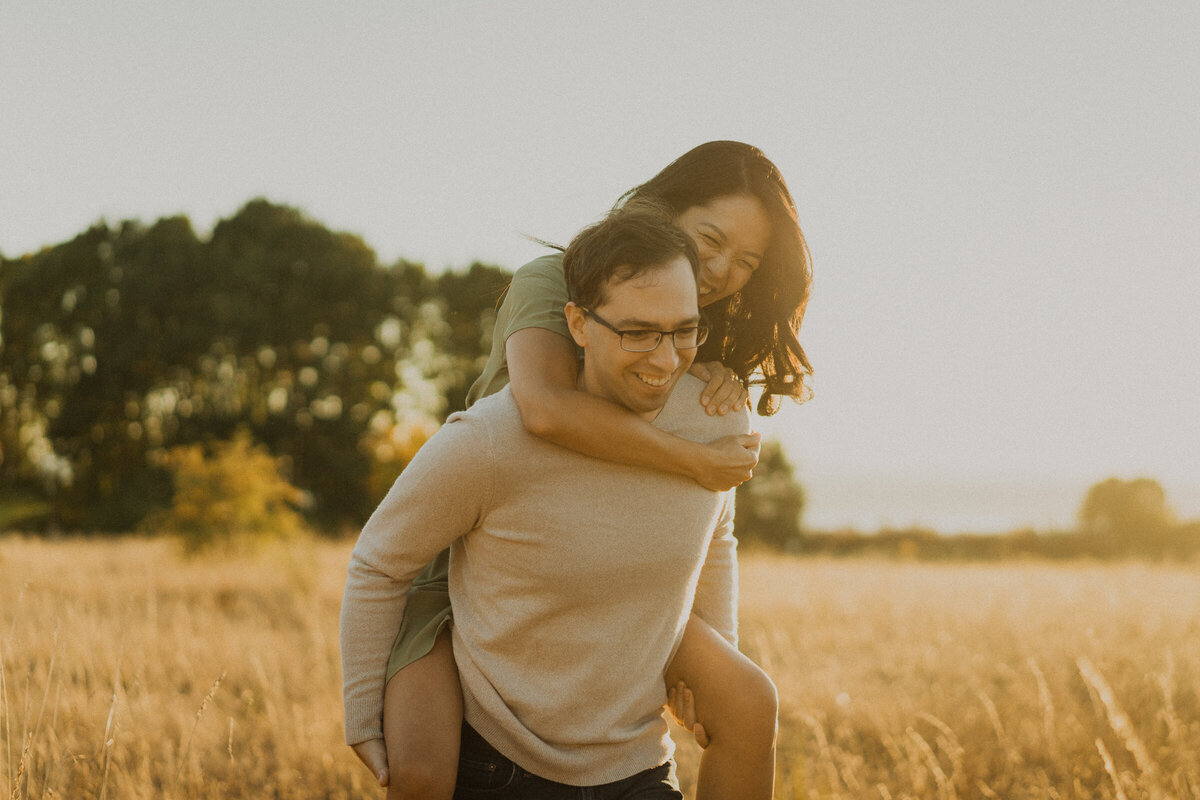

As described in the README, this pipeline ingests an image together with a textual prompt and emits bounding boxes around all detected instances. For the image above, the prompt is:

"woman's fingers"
[702,373,728,413]
[696,433,761,491]
[739,432,762,459]
[690,361,727,410]
[707,369,749,415]
[689,361,750,415]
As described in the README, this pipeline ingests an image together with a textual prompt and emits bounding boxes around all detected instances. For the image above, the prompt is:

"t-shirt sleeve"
[339,411,493,745]
[495,253,571,343]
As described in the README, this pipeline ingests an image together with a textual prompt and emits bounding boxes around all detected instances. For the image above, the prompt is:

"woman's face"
[673,194,772,307]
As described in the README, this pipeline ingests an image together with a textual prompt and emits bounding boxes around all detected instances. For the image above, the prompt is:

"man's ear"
[564,302,588,348]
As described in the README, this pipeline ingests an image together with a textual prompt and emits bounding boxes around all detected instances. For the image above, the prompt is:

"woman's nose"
[703,253,730,285]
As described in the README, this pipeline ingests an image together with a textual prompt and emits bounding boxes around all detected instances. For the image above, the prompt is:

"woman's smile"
[675,194,771,307]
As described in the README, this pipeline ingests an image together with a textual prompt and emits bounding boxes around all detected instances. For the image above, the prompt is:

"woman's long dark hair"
[619,141,813,414]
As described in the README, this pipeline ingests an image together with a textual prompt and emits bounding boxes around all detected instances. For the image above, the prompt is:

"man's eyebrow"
[614,314,702,329]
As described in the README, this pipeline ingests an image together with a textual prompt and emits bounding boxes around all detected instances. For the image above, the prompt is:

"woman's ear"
[564,302,588,348]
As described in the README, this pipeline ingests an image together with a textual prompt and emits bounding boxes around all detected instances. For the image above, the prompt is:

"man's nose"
[647,335,682,371]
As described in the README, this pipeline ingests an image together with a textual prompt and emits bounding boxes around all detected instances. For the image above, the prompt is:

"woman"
[357,141,812,799]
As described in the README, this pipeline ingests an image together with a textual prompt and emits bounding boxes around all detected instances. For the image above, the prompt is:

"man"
[340,203,748,797]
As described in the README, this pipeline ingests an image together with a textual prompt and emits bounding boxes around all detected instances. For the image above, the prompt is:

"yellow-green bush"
[144,431,312,554]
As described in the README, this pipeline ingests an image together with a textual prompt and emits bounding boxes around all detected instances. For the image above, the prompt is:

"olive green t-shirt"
[464,252,578,406]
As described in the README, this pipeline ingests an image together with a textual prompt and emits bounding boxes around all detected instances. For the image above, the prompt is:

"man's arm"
[339,412,493,746]
[690,489,739,647]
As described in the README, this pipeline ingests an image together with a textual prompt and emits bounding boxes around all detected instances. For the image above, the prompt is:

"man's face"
[566,255,700,421]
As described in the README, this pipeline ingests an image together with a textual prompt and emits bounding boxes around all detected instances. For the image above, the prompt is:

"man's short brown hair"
[563,201,700,310]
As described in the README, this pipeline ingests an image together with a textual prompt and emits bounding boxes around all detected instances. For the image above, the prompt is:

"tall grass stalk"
[177,671,225,787]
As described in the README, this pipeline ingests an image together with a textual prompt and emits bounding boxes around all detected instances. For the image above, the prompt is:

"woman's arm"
[506,327,760,492]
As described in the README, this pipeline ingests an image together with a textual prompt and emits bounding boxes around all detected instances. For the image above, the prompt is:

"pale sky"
[3,2,1198,531]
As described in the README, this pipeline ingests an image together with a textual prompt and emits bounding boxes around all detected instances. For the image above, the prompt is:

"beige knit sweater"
[340,375,746,785]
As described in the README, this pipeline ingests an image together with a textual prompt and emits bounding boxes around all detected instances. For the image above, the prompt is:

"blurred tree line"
[6,200,1189,560]
[0,200,509,531]
[787,476,1200,562]
[0,198,811,548]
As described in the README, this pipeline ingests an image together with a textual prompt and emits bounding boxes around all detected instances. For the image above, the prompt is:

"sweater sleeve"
[339,412,493,745]
[690,489,738,647]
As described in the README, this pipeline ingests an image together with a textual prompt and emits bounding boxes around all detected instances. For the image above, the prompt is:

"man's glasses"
[580,307,709,353]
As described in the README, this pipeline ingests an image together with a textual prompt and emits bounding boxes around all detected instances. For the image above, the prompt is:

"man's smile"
[634,372,672,388]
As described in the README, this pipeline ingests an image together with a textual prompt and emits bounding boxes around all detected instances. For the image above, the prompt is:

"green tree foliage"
[0,200,511,530]
[735,439,805,550]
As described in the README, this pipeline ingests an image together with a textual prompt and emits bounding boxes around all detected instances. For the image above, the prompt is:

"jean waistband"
[461,720,513,762]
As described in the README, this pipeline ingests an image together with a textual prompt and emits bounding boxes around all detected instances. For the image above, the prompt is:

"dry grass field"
[2,535,1199,799]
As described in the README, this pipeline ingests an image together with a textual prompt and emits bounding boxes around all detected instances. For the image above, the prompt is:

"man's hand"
[666,681,710,748]
[689,362,749,417]
[692,433,760,492]
[351,738,390,787]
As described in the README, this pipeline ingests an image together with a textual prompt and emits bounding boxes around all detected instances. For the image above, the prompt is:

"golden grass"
[728,557,1200,800]
[1,535,354,799]
[3,537,1199,799]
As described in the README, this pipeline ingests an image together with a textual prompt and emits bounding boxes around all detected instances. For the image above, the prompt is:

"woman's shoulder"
[492,250,570,332]
[511,251,565,285]
[493,251,569,326]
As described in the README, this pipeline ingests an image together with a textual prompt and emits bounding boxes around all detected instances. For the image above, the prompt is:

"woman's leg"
[665,614,778,800]
[382,629,463,800]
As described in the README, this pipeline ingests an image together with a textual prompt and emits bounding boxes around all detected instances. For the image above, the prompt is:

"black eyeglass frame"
[578,306,709,353]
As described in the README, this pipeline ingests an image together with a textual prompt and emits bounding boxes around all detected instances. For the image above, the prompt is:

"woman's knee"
[732,658,778,741]
[696,654,777,752]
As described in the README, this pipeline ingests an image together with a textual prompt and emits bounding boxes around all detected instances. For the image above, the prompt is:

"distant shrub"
[144,431,312,554]
[735,439,805,550]
[1078,476,1177,557]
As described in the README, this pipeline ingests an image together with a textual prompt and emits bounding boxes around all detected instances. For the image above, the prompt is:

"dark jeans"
[454,721,683,800]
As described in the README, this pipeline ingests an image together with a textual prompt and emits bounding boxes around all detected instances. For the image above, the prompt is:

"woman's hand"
[351,738,389,787]
[666,681,711,748]
[689,362,749,416]
[692,433,760,491]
